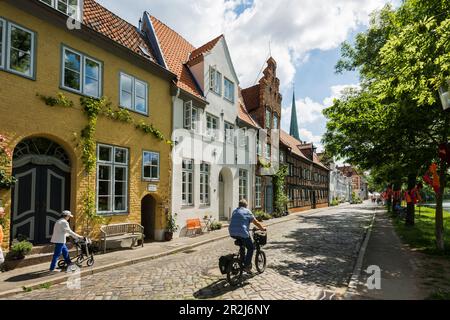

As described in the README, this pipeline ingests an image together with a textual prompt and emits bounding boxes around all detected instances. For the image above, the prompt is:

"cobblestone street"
[8,205,375,300]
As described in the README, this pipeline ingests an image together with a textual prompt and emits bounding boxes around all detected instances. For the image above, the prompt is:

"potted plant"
[8,238,33,260]
[165,213,179,241]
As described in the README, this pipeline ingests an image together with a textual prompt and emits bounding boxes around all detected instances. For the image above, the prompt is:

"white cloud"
[96,0,393,91]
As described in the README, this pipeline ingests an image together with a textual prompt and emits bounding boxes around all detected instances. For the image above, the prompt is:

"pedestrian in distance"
[49,210,83,272]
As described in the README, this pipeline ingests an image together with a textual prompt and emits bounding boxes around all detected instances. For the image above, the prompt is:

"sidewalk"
[349,209,426,300]
[0,204,344,298]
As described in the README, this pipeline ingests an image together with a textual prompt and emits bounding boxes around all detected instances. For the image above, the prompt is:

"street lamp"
[439,80,450,111]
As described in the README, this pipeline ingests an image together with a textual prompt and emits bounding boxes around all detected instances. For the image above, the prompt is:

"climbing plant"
[273,165,289,216]
[37,92,74,108]
[0,135,16,190]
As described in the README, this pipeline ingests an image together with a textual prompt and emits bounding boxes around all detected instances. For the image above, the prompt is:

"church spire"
[290,90,300,140]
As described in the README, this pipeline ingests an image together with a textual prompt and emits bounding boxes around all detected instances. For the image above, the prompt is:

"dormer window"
[40,0,83,21]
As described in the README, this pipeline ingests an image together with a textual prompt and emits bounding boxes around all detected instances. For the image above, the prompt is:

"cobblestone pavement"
[8,204,375,300]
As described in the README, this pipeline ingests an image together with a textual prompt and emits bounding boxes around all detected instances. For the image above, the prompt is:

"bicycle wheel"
[86,256,94,267]
[226,257,243,286]
[75,255,84,267]
[57,260,66,269]
[255,250,267,273]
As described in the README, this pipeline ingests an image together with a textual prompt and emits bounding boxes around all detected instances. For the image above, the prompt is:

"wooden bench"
[186,219,203,236]
[100,223,144,253]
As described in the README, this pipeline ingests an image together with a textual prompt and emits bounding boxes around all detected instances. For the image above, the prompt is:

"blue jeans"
[50,243,71,271]
[233,236,254,267]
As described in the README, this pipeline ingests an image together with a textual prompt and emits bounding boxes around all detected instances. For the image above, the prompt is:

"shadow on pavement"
[193,274,255,299]
[266,205,376,288]
[4,270,55,282]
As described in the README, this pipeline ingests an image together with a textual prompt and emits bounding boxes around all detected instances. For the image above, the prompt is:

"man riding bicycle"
[228,199,266,273]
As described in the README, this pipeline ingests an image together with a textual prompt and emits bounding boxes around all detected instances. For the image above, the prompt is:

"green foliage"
[210,221,222,231]
[392,207,450,256]
[351,192,363,204]
[103,107,133,123]
[39,283,52,290]
[37,92,74,108]
[80,190,105,233]
[0,169,16,190]
[253,210,272,221]
[259,159,271,169]
[166,213,179,233]
[273,165,289,215]
[330,198,340,206]
[136,121,166,141]
[10,240,33,258]
[427,289,450,300]
[22,286,33,292]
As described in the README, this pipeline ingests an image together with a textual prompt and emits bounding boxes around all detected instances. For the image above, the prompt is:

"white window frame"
[96,144,129,215]
[224,122,234,144]
[238,128,247,147]
[274,113,279,130]
[0,18,5,70]
[255,176,262,208]
[39,0,83,21]
[257,136,262,156]
[6,22,35,78]
[120,72,148,115]
[210,66,222,95]
[265,108,271,129]
[206,113,219,138]
[224,77,234,102]
[200,162,210,205]
[239,169,248,201]
[182,159,194,206]
[62,46,102,98]
[142,151,160,181]
[265,143,271,160]
[183,101,199,132]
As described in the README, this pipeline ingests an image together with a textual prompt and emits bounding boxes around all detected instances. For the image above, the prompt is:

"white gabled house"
[142,14,257,237]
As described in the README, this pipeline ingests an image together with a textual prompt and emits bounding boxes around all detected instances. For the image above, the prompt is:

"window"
[4,22,35,78]
[206,113,219,138]
[224,77,234,102]
[40,0,82,21]
[238,128,247,147]
[210,67,222,95]
[273,114,279,130]
[265,108,271,129]
[255,176,262,208]
[200,163,210,205]
[62,47,102,98]
[96,144,128,214]
[265,143,271,160]
[280,150,285,163]
[239,169,248,201]
[224,122,234,144]
[182,159,194,206]
[257,136,262,156]
[120,73,148,114]
[183,101,199,132]
[289,163,294,176]
[143,151,159,180]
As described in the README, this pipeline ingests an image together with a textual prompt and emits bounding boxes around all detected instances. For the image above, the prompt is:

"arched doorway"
[218,167,233,221]
[141,195,156,241]
[11,137,71,244]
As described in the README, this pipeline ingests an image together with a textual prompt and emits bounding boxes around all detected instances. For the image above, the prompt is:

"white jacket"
[50,218,80,244]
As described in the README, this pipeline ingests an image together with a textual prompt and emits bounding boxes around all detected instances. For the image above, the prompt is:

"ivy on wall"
[273,164,289,217]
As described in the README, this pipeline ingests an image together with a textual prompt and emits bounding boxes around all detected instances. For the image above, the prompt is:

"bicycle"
[57,237,95,269]
[221,228,267,286]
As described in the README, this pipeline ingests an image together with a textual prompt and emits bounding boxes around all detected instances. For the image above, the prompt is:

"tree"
[324,0,450,250]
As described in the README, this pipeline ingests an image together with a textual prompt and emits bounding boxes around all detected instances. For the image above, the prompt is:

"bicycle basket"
[254,231,267,246]
[219,254,235,275]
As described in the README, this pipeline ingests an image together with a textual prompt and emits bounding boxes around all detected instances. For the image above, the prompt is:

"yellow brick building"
[0,0,176,249]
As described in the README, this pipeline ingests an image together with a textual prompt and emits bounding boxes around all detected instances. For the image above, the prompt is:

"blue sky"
[97,0,393,151]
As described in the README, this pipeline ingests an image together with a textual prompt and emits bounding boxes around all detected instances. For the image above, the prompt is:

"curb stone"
[0,203,349,299]
[342,207,378,300]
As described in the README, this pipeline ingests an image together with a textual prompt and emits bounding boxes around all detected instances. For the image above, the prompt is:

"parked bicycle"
[219,228,267,286]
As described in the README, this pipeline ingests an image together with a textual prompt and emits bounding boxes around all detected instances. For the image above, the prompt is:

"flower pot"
[164,232,173,241]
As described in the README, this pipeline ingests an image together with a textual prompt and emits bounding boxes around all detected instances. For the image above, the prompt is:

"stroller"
[58,237,95,269]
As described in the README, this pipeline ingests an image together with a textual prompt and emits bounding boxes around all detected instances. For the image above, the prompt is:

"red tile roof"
[280,130,329,170]
[149,15,205,100]
[188,35,223,66]
[241,85,260,112]
[238,102,260,128]
[83,0,157,62]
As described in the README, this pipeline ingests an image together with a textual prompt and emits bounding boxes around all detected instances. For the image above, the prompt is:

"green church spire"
[289,91,300,140]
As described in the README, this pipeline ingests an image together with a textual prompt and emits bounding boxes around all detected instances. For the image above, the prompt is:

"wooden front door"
[11,164,70,244]
[265,185,273,214]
